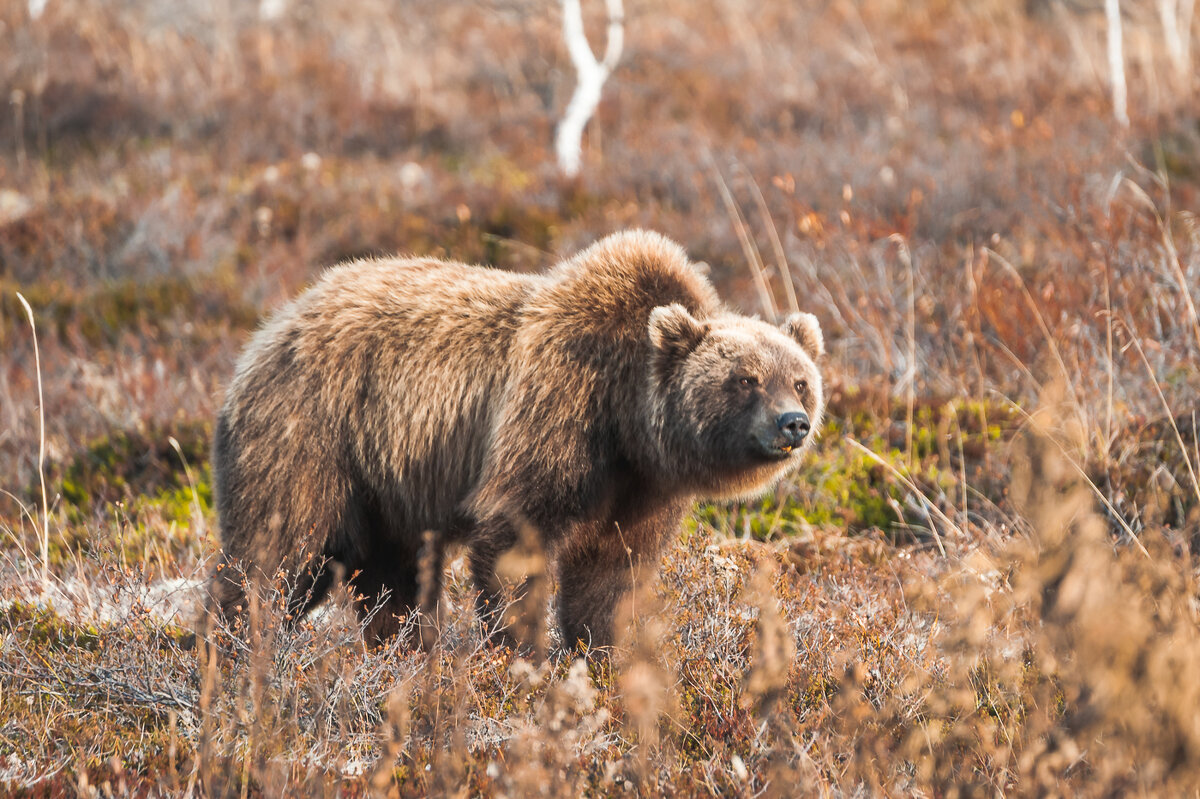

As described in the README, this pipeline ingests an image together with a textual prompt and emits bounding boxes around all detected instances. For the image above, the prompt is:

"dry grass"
[2,0,1200,795]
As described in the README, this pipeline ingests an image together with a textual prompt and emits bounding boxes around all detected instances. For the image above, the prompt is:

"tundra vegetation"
[2,1,1199,796]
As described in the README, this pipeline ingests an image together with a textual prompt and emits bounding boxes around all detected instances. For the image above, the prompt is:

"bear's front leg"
[555,535,637,652]
[554,507,680,653]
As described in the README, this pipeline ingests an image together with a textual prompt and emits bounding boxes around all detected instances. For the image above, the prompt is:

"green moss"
[1,270,258,349]
[108,477,213,563]
[21,422,214,565]
[52,421,211,515]
[0,601,101,651]
[692,397,1018,539]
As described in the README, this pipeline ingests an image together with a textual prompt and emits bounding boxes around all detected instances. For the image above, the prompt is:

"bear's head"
[647,305,825,499]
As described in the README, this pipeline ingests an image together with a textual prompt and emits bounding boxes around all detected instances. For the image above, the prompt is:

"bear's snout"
[777,411,811,448]
[750,409,811,459]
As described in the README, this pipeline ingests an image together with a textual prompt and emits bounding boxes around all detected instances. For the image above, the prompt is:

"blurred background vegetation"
[1,0,1200,795]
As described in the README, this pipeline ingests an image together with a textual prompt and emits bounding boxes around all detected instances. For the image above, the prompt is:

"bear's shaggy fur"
[211,230,824,649]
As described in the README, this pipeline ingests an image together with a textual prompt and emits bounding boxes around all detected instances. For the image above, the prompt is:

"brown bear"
[210,230,824,650]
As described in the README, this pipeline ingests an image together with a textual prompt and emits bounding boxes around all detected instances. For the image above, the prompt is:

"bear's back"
[222,257,545,533]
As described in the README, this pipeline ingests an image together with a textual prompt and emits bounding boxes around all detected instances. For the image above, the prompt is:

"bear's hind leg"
[285,557,337,623]
[207,551,249,634]
[467,518,519,644]
[347,559,417,647]
[209,412,350,640]
[347,531,445,650]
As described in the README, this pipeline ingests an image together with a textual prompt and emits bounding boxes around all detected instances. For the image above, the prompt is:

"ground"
[2,0,1200,796]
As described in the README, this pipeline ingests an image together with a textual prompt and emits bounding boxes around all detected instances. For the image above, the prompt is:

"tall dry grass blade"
[11,90,26,169]
[416,529,444,651]
[845,437,949,556]
[741,164,800,315]
[705,154,778,320]
[169,435,207,542]
[15,292,51,591]
[1103,264,1115,457]
[1121,319,1200,507]
[983,248,1087,431]
[954,409,969,527]
[892,235,918,470]
[192,608,221,796]
[739,562,794,718]
[369,679,413,796]
[1194,410,1199,501]
[963,244,992,405]
[615,581,671,787]
[1001,397,1148,557]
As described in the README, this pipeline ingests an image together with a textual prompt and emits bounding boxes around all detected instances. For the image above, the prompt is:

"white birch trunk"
[1159,0,1195,85]
[260,0,286,21]
[1106,0,1129,126]
[556,0,624,177]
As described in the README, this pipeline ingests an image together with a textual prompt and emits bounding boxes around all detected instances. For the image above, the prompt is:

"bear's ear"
[648,304,709,359]
[781,312,824,359]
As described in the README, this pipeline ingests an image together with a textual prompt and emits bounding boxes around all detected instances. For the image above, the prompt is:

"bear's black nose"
[777,411,811,445]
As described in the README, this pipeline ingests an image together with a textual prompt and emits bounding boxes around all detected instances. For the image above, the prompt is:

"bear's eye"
[794,379,808,394]
[738,376,759,388]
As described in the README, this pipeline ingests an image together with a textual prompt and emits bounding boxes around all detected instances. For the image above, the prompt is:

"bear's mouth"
[752,438,796,461]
